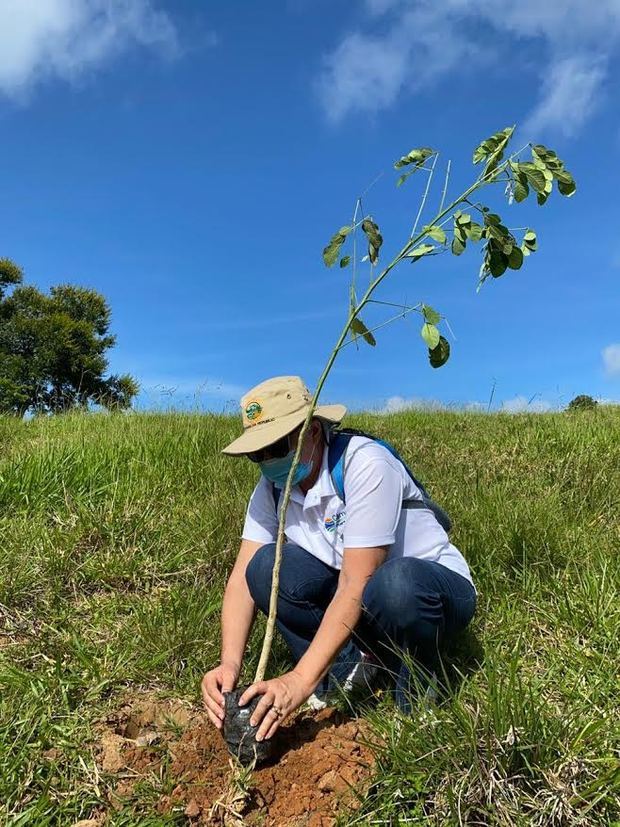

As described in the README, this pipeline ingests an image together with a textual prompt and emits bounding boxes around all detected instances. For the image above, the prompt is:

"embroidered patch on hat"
[245,401,263,422]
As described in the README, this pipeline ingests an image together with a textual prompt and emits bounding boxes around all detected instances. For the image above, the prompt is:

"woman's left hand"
[238,670,314,742]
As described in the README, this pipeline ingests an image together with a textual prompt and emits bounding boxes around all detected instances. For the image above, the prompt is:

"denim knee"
[363,557,428,628]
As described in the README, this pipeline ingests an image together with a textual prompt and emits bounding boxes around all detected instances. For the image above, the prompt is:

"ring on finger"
[270,705,283,717]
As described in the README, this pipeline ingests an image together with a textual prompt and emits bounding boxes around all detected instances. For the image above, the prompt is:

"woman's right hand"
[201,661,240,729]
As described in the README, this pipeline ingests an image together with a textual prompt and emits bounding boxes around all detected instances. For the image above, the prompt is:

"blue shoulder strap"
[272,484,281,513]
[327,428,452,533]
[327,430,351,501]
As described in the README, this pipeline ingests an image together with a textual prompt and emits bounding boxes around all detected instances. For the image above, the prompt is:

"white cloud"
[382,395,445,413]
[0,0,177,99]
[603,343,620,377]
[523,56,605,138]
[501,395,553,413]
[319,0,620,134]
[319,32,409,123]
[318,4,480,123]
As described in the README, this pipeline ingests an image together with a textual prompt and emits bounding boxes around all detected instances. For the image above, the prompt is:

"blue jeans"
[245,542,476,712]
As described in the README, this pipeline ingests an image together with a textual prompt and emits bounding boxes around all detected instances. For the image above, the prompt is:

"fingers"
[248,689,276,730]
[203,671,224,708]
[221,671,236,694]
[201,672,226,730]
[238,681,268,707]
[262,714,283,742]
[205,704,223,730]
[256,705,285,742]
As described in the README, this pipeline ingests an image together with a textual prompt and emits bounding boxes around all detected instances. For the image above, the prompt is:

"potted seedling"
[223,125,576,763]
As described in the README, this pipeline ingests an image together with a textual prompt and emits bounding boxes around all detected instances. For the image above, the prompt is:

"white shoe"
[305,692,328,710]
[342,653,379,693]
[305,653,380,711]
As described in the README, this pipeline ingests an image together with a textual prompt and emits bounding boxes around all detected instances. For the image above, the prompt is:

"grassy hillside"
[0,409,618,825]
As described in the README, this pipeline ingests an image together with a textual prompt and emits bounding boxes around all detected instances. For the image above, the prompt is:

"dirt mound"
[95,693,375,825]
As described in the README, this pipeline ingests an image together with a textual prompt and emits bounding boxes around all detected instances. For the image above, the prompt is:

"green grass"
[0,408,619,825]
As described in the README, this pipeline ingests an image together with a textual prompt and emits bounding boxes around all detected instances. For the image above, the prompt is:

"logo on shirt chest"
[325,511,346,533]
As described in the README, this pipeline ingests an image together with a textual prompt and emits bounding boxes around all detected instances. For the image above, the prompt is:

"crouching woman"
[202,376,476,743]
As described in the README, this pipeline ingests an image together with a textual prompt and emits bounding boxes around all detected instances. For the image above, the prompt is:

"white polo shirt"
[242,435,473,585]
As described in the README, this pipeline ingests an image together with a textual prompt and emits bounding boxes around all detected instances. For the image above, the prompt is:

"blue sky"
[0,0,619,413]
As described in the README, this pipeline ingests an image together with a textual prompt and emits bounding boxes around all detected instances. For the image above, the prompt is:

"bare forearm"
[294,587,363,689]
[220,575,256,668]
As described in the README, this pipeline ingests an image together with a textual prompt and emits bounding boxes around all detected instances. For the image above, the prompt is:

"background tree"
[0,258,138,416]
[567,394,598,412]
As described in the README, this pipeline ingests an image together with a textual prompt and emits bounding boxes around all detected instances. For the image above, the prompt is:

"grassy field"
[0,408,618,825]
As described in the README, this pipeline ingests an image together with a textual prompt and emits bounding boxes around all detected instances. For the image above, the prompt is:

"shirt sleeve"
[342,453,403,548]
[241,476,278,544]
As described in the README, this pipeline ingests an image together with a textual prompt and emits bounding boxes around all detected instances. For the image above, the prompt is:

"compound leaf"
[394,147,435,170]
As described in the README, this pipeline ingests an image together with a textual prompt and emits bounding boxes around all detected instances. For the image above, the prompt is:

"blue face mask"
[259,448,314,490]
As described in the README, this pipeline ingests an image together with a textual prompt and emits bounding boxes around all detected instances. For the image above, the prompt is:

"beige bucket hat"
[222,376,346,456]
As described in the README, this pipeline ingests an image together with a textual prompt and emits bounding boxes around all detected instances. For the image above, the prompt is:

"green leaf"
[454,224,468,244]
[537,190,550,206]
[485,221,510,243]
[519,163,547,193]
[396,172,411,187]
[350,316,376,346]
[472,126,514,165]
[394,147,435,170]
[513,178,529,203]
[451,236,466,256]
[421,322,440,349]
[489,252,507,278]
[429,336,450,368]
[531,144,557,161]
[522,230,537,254]
[530,145,577,197]
[322,225,352,268]
[507,246,524,270]
[455,213,471,226]
[408,243,435,262]
[424,225,447,244]
[422,304,441,325]
[556,173,576,197]
[362,219,383,264]
[465,222,484,242]
[473,126,514,178]
[339,255,351,268]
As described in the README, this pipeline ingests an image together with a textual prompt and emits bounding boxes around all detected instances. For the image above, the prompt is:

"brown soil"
[94,692,376,826]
